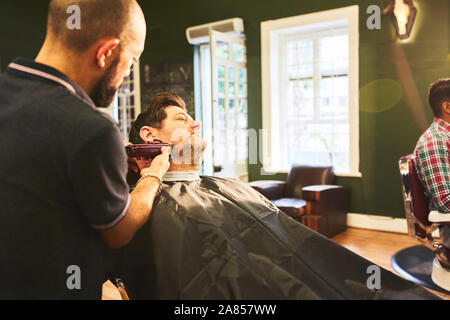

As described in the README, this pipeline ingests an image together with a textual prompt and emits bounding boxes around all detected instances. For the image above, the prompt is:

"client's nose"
[192,120,202,133]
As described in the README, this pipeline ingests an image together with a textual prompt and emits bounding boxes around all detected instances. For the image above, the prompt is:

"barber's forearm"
[128,176,161,226]
[101,148,170,249]
[100,177,160,249]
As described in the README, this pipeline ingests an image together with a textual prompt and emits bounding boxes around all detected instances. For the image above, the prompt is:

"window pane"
[237,112,247,129]
[228,66,235,80]
[319,35,348,76]
[228,99,235,128]
[217,98,225,129]
[217,65,225,79]
[319,77,349,120]
[238,68,246,82]
[228,98,235,110]
[238,99,247,114]
[214,145,226,164]
[215,130,226,145]
[237,100,247,129]
[218,80,225,94]
[218,98,225,112]
[238,83,246,97]
[227,145,236,161]
[286,39,314,79]
[287,80,314,120]
[216,40,229,59]
[228,81,235,95]
[237,145,248,160]
[232,43,245,62]
[226,129,237,161]
[285,122,350,172]
[237,129,248,145]
[332,151,349,173]
[287,124,333,166]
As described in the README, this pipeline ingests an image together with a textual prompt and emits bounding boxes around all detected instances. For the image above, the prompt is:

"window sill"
[261,167,362,178]
[335,172,362,178]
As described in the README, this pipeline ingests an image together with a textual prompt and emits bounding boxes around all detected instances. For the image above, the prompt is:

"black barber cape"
[110,176,440,300]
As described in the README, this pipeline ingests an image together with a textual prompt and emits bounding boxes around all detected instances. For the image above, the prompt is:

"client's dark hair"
[428,78,450,117]
[129,91,187,144]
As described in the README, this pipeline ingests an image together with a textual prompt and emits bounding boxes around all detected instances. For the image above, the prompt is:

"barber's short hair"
[47,0,139,51]
[428,78,450,117]
[129,92,187,144]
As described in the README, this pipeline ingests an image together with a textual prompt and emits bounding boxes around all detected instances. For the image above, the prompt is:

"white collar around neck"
[162,171,200,182]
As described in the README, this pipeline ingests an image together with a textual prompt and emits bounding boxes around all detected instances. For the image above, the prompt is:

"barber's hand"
[138,147,171,180]
[127,156,140,174]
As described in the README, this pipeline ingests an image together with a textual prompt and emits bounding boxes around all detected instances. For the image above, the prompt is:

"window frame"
[197,31,249,181]
[261,5,361,177]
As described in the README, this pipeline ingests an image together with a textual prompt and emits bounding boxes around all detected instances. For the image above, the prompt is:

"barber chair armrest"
[248,180,286,200]
[428,211,450,223]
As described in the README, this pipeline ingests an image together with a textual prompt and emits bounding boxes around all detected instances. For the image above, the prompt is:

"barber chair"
[248,165,348,238]
[398,155,450,291]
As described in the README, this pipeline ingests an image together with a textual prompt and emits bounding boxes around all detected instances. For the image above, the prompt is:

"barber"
[0,0,167,299]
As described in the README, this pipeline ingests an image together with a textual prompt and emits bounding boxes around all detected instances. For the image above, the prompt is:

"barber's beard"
[90,57,121,108]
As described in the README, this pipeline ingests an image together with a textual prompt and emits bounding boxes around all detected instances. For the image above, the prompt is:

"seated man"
[110,91,439,300]
[414,78,450,252]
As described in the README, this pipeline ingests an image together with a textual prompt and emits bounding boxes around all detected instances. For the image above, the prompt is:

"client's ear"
[443,101,450,115]
[139,126,157,143]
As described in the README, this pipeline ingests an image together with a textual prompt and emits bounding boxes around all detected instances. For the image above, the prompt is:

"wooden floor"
[102,227,449,300]
[332,228,449,300]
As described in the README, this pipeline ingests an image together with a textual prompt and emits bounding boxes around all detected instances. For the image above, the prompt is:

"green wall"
[0,0,47,71]
[1,0,449,218]
[138,0,449,218]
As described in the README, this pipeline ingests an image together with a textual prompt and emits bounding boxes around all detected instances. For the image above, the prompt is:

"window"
[261,6,360,176]
[195,30,249,181]
[101,61,141,140]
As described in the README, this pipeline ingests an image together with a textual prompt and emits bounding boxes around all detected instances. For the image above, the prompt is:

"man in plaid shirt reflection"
[414,78,450,247]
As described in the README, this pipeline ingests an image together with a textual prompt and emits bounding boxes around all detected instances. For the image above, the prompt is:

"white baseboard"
[347,213,440,237]
[347,213,408,234]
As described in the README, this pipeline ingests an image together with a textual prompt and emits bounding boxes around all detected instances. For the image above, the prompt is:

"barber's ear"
[139,126,157,143]
[96,38,120,69]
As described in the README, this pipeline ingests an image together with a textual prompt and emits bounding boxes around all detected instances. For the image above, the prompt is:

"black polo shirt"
[0,58,130,299]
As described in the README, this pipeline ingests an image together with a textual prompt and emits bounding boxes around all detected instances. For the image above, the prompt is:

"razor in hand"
[125,140,172,159]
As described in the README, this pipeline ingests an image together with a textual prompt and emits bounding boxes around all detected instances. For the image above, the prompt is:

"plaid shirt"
[414,117,450,213]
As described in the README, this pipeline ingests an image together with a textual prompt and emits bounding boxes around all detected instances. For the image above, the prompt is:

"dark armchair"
[249,165,349,238]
